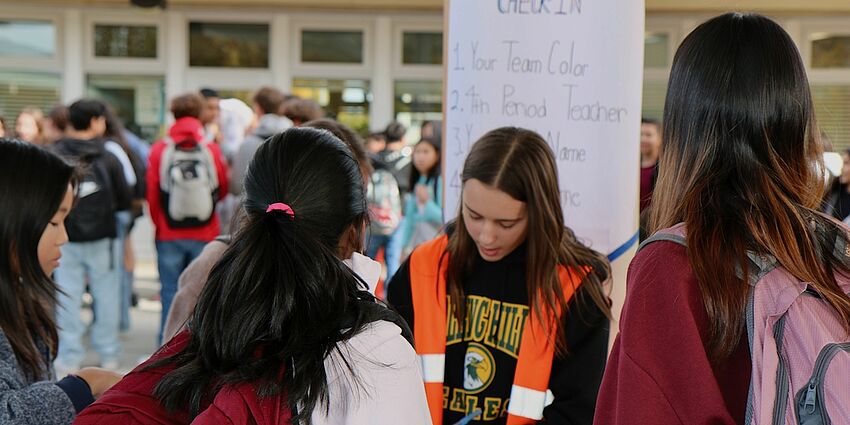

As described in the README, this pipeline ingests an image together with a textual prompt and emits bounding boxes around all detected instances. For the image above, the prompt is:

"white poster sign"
[444,0,645,258]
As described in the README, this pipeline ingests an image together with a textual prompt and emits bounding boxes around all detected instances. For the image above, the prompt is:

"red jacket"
[146,117,229,242]
[594,240,751,425]
[74,331,292,425]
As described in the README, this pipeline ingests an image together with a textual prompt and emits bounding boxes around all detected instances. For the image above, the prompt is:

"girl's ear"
[337,222,365,259]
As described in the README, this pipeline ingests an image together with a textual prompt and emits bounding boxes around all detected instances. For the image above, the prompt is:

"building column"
[370,15,393,131]
[164,11,187,110]
[61,9,84,104]
[271,14,292,93]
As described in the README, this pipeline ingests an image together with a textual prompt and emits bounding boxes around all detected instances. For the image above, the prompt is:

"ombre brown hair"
[649,13,850,363]
[446,127,611,354]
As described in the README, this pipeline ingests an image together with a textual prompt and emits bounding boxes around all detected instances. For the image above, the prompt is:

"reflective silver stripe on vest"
[420,354,445,383]
[507,385,555,420]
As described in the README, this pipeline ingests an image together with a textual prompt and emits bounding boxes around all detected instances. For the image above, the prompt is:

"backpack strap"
[158,141,176,192]
[638,223,688,252]
[742,252,778,286]
[358,298,414,348]
[637,232,687,252]
[639,224,780,286]
[341,292,414,348]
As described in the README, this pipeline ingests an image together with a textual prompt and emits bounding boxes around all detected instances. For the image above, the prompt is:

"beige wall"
[0,0,442,10]
[5,0,850,13]
[647,0,850,13]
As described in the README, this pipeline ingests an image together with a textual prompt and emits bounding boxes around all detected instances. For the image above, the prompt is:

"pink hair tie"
[266,202,295,219]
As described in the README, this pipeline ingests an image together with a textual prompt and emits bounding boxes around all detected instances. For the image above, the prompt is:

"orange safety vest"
[409,235,582,425]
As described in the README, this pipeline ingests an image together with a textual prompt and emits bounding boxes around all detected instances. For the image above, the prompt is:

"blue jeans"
[366,226,403,288]
[115,211,133,332]
[155,239,207,345]
[55,238,122,368]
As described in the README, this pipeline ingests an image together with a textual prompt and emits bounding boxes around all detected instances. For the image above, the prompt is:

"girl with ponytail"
[76,128,431,425]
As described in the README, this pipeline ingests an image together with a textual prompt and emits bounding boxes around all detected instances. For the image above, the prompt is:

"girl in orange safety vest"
[388,126,612,425]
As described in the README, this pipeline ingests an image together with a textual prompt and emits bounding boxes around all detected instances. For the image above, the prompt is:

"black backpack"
[66,156,117,242]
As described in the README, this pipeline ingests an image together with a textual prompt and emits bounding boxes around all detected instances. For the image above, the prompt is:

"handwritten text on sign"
[444,0,643,254]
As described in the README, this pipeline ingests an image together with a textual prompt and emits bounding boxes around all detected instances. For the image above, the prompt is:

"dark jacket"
[378,148,413,195]
[53,137,131,242]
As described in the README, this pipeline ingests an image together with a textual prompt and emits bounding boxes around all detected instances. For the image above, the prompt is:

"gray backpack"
[158,136,219,228]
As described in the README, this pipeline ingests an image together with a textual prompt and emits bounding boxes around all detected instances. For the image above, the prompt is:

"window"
[87,74,165,142]
[0,20,55,57]
[94,24,157,58]
[812,84,850,151]
[394,80,442,140]
[189,22,269,68]
[642,80,666,122]
[301,30,364,64]
[0,71,61,132]
[811,34,850,69]
[403,32,442,65]
[644,32,669,68]
[292,78,370,134]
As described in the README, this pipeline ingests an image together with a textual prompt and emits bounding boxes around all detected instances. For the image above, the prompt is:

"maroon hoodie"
[146,117,229,242]
[594,240,751,425]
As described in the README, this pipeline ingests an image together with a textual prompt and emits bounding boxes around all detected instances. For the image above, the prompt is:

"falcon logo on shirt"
[463,342,495,393]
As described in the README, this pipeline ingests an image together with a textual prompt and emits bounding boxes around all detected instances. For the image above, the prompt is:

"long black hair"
[0,138,75,380]
[650,13,850,362]
[152,128,377,423]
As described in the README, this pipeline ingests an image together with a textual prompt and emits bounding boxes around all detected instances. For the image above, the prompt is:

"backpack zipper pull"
[804,383,817,414]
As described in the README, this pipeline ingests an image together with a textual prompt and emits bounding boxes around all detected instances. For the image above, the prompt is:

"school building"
[0,0,849,146]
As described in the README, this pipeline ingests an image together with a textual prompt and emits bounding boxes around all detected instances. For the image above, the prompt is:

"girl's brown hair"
[446,127,611,354]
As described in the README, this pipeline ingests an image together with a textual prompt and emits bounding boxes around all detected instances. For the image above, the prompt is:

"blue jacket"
[401,175,443,249]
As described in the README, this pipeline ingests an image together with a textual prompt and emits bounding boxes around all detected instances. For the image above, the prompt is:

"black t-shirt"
[441,244,529,423]
[388,241,610,424]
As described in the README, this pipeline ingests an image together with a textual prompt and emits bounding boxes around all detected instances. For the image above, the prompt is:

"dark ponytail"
[152,128,374,423]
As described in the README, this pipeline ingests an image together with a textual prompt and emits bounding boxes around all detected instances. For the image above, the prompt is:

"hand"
[75,367,123,399]
[415,184,430,205]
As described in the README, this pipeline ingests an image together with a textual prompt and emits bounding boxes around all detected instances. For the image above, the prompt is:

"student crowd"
[0,12,848,425]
